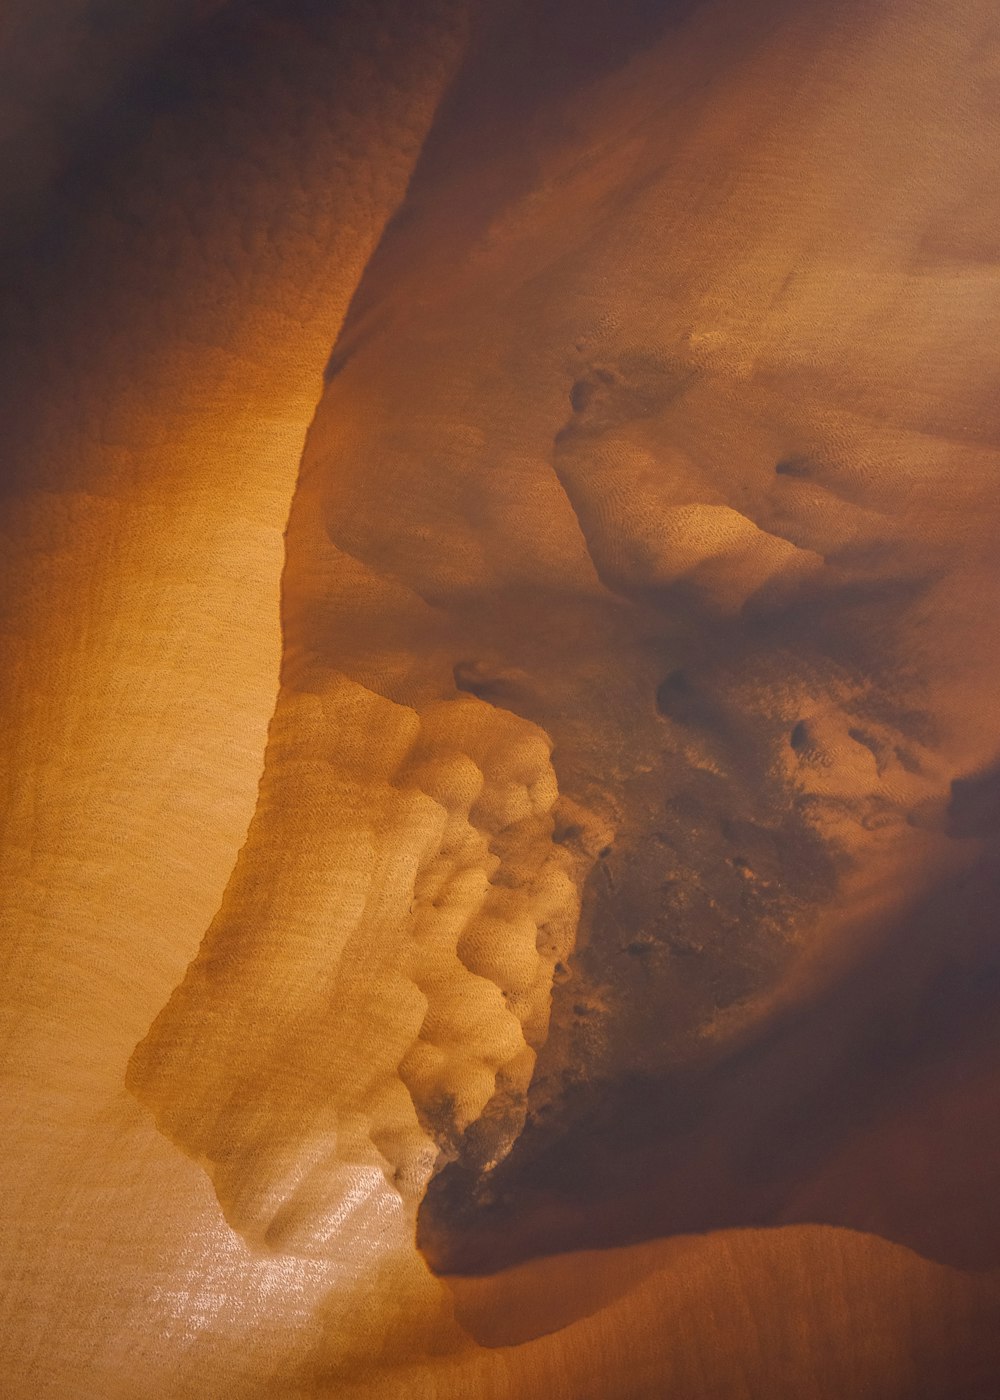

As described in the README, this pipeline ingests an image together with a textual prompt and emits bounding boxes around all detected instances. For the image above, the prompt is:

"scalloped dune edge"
[128,674,579,1254]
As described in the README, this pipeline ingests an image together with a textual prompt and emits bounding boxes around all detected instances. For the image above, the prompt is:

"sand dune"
[3,0,1000,1395]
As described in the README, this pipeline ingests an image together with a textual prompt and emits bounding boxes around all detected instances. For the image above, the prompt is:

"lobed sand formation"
[131,676,577,1245]
[3,0,1000,1396]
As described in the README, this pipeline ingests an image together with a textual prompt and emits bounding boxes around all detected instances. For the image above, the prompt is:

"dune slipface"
[4,0,1000,1397]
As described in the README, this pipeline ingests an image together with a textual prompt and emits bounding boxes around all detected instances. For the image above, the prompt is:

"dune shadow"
[418,838,1000,1277]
